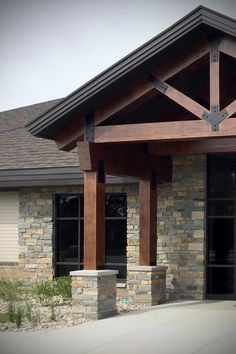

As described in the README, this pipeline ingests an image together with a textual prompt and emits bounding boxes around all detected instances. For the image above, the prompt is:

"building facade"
[1,7,236,317]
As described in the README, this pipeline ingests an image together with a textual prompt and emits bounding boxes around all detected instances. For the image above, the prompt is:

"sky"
[0,0,236,112]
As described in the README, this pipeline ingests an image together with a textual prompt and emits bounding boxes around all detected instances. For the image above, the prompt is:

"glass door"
[207,155,236,299]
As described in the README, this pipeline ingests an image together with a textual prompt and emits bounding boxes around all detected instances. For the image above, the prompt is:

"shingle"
[0,100,79,170]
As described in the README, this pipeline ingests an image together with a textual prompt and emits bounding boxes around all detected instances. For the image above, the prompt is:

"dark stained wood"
[210,45,220,108]
[78,142,172,182]
[219,36,236,59]
[84,171,105,269]
[149,137,236,155]
[224,100,236,118]
[94,119,236,144]
[55,39,210,151]
[161,84,207,119]
[139,178,157,266]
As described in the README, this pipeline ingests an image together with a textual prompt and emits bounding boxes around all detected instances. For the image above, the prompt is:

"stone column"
[128,266,166,305]
[70,269,118,320]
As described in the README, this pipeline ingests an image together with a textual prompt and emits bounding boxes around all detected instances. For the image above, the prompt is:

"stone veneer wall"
[17,155,205,300]
[125,155,206,301]
[157,155,206,300]
[18,184,138,284]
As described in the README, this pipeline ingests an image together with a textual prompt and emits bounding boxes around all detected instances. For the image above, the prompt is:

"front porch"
[27,7,236,320]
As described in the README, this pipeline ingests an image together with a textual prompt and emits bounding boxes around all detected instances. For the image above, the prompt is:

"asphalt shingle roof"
[0,100,79,170]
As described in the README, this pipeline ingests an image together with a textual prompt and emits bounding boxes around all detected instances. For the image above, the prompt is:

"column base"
[128,266,167,306]
[70,269,118,320]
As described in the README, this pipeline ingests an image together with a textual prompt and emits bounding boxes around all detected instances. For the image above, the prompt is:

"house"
[1,6,236,320]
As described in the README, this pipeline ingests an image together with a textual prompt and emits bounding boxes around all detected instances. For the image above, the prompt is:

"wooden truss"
[60,34,236,270]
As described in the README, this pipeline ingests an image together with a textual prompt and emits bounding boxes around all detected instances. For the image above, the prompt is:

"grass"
[0,313,9,323]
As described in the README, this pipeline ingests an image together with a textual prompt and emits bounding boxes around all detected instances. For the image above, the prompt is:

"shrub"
[33,276,71,305]
[33,276,72,321]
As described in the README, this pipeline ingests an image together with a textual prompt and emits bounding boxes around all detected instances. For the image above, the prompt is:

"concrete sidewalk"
[1,301,236,354]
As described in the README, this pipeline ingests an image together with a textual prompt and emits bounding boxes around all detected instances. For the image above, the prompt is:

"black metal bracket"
[210,39,220,63]
[202,105,229,131]
[147,74,168,93]
[98,160,105,183]
[85,112,94,141]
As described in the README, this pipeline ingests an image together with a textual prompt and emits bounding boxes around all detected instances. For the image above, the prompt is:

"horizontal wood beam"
[149,137,236,155]
[219,36,236,59]
[78,142,172,182]
[94,118,236,144]
[55,39,210,151]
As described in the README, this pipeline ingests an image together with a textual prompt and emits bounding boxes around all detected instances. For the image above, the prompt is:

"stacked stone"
[156,155,205,300]
[126,186,139,267]
[18,189,54,284]
[127,266,166,305]
[70,270,118,320]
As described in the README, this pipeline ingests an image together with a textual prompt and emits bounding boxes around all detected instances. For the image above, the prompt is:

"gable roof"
[27,6,236,140]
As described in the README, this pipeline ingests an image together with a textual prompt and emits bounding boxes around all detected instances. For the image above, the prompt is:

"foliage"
[0,275,71,327]
[0,313,9,323]
[33,276,72,305]
[0,279,24,303]
[14,307,23,328]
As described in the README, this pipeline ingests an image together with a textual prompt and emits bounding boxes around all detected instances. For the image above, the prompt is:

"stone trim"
[70,270,118,277]
[129,266,167,272]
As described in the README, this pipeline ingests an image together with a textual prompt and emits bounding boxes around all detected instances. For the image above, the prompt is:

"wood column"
[84,164,105,270]
[139,174,157,266]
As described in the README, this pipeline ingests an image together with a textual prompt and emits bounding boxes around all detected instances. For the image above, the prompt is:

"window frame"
[53,192,127,279]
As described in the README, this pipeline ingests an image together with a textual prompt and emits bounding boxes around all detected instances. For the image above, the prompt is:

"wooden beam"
[84,170,105,270]
[55,39,210,151]
[139,177,157,266]
[219,36,236,59]
[149,77,208,119]
[224,100,236,118]
[78,141,172,182]
[209,38,220,108]
[94,119,236,143]
[149,137,236,155]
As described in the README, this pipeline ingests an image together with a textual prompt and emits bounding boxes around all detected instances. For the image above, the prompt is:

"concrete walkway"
[1,301,236,354]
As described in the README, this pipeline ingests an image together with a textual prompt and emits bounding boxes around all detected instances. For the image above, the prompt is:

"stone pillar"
[70,269,118,320]
[128,266,166,305]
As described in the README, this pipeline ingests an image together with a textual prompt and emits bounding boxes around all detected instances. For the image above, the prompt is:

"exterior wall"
[157,155,205,300]
[18,184,138,284]
[14,155,205,301]
[125,155,206,301]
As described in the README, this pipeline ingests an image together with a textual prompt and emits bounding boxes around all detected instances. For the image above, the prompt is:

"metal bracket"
[147,74,168,93]
[85,112,94,141]
[209,37,221,63]
[201,105,229,131]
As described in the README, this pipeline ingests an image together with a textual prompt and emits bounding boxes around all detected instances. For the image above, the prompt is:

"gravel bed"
[0,299,150,332]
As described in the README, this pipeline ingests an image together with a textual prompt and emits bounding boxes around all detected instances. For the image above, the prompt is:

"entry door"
[207,155,236,299]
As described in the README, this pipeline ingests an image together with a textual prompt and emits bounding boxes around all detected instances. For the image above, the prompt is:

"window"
[54,193,127,279]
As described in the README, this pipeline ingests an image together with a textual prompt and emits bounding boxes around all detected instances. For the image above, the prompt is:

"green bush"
[33,276,71,321]
[0,279,24,303]
[33,276,71,305]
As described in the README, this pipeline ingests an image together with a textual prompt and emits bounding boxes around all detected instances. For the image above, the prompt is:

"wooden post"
[139,173,157,266]
[84,162,105,269]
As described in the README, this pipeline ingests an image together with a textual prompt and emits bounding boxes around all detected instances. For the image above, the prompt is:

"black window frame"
[53,193,127,280]
[206,154,236,300]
